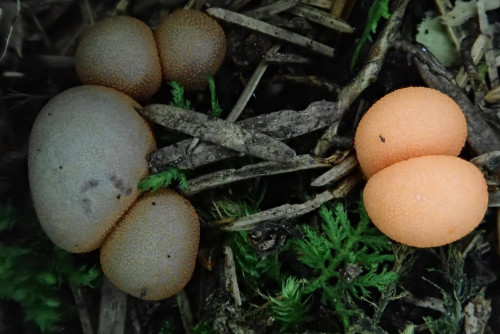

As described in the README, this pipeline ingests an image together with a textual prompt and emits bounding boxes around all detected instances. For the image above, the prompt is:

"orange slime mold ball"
[355,87,467,178]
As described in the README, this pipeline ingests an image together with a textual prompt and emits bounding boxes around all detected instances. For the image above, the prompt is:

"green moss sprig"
[0,206,100,332]
[138,166,188,192]
[291,202,398,329]
[350,0,390,69]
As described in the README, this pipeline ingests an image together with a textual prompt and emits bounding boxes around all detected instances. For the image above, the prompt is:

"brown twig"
[243,0,300,19]
[71,285,94,334]
[98,277,127,334]
[271,74,340,93]
[176,290,194,334]
[314,0,410,156]
[227,43,281,123]
[181,154,329,196]
[206,7,335,57]
[147,101,340,171]
[221,174,361,231]
[410,55,500,154]
[287,4,354,32]
[310,153,358,187]
[224,246,242,307]
[140,104,296,163]
[263,52,311,64]
[302,0,331,9]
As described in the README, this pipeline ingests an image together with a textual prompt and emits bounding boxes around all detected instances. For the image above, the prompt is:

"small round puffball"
[363,155,488,248]
[100,190,200,301]
[28,85,156,253]
[355,87,467,178]
[75,16,162,101]
[154,9,226,91]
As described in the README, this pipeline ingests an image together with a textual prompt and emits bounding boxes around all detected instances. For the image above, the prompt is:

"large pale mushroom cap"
[28,85,156,253]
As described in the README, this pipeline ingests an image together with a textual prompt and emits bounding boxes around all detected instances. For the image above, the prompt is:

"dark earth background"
[0,0,499,333]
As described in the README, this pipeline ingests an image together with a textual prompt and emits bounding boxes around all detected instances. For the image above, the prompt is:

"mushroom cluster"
[354,87,488,248]
[28,86,200,301]
[28,9,225,301]
[75,9,226,97]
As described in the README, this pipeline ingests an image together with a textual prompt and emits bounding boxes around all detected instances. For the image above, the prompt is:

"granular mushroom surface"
[75,16,162,101]
[28,85,156,253]
[363,155,488,248]
[154,9,226,91]
[355,87,467,178]
[100,189,200,301]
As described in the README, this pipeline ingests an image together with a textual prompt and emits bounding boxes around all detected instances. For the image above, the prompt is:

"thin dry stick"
[206,7,335,57]
[148,101,340,171]
[224,246,243,307]
[477,0,499,87]
[140,104,296,162]
[330,0,347,16]
[272,74,340,93]
[301,0,331,9]
[264,52,311,64]
[98,277,127,334]
[455,34,490,88]
[314,0,410,156]
[71,285,94,334]
[412,57,500,154]
[183,43,281,168]
[181,154,328,196]
[223,190,334,231]
[220,173,361,231]
[243,0,300,19]
[310,153,358,187]
[287,4,354,32]
[227,43,281,123]
[176,290,194,334]
[79,0,95,25]
[0,0,20,63]
[459,35,488,93]
[433,0,462,50]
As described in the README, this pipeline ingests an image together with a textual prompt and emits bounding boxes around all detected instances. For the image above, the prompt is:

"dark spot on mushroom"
[47,113,52,116]
[152,201,156,206]
[59,166,63,170]
[108,174,132,196]
[425,29,429,34]
[140,287,147,299]
[167,254,171,258]
[379,135,386,143]
[81,197,92,214]
[81,179,99,193]
[116,194,121,199]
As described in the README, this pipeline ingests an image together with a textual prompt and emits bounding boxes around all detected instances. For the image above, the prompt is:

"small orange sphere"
[354,87,467,178]
[363,155,488,248]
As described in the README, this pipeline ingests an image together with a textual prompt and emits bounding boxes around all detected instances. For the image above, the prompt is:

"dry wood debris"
[140,104,297,163]
[147,101,340,171]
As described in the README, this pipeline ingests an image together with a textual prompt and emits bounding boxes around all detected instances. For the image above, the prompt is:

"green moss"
[290,201,398,330]
[0,206,100,332]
